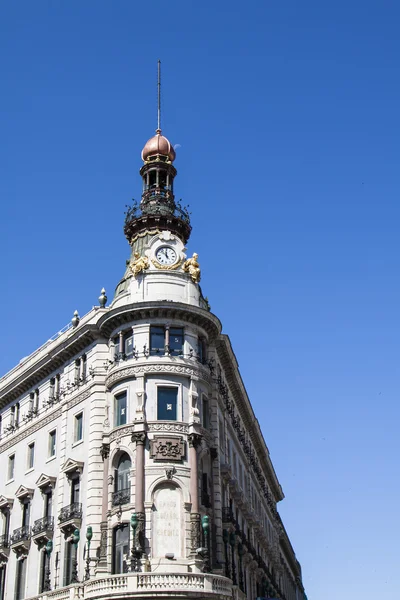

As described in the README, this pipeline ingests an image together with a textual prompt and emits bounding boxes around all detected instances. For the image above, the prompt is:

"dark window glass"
[115,454,131,492]
[202,397,209,429]
[150,326,165,355]
[14,558,27,600]
[124,332,134,357]
[71,479,80,504]
[169,328,184,356]
[113,525,129,574]
[75,413,83,442]
[49,431,56,457]
[39,550,49,594]
[28,442,35,469]
[45,491,53,518]
[115,393,127,426]
[22,502,30,528]
[157,387,178,421]
[64,539,73,586]
[8,455,15,480]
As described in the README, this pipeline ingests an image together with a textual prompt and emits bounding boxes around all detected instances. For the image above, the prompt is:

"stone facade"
[0,127,306,600]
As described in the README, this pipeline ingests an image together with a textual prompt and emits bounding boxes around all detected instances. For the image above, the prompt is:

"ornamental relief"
[106,363,211,389]
[149,436,186,462]
[147,422,188,434]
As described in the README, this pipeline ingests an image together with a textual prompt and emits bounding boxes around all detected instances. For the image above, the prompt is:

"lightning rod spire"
[157,59,161,132]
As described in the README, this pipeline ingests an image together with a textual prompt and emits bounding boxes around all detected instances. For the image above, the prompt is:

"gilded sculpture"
[183,252,201,283]
[130,251,149,277]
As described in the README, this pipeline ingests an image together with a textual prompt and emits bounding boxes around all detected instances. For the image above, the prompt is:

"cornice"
[106,360,212,389]
[98,301,221,342]
[216,334,284,503]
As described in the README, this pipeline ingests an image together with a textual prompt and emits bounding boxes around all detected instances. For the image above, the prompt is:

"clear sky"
[1,2,399,598]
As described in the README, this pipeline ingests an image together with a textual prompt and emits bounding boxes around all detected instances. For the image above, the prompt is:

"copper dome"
[141,129,176,162]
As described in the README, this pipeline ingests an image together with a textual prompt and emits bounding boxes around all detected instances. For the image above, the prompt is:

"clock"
[155,246,177,265]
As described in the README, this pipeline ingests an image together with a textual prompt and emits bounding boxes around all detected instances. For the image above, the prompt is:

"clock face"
[156,246,177,265]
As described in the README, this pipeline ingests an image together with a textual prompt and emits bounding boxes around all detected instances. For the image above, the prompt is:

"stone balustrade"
[25,573,232,600]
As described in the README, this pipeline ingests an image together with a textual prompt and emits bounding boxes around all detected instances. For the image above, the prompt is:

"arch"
[146,475,190,504]
[114,453,131,492]
[110,446,134,470]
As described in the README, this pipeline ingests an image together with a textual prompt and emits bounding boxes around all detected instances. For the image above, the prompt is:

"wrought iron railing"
[112,347,214,374]
[10,526,30,544]
[0,534,9,548]
[124,199,191,226]
[32,515,54,535]
[222,507,235,524]
[58,502,82,524]
[112,488,131,506]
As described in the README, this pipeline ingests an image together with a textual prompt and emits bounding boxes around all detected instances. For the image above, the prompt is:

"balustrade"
[58,502,82,524]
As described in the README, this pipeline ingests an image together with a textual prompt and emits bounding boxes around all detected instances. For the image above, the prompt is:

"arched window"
[113,524,129,574]
[112,454,131,506]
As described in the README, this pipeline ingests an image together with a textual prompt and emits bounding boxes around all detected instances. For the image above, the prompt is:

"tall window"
[113,525,129,574]
[63,539,73,586]
[0,563,6,600]
[113,454,131,506]
[7,455,15,480]
[71,478,80,505]
[44,491,53,518]
[123,332,134,357]
[114,392,127,426]
[22,501,30,528]
[157,387,178,421]
[202,396,209,429]
[14,558,27,600]
[27,442,35,470]
[15,403,20,427]
[150,326,165,355]
[39,550,49,594]
[74,413,83,442]
[48,430,56,457]
[169,328,184,356]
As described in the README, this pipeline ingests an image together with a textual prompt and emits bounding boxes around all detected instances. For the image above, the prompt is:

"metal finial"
[157,59,161,132]
[99,288,107,308]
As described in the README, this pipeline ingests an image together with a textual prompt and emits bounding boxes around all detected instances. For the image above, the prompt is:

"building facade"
[0,125,306,600]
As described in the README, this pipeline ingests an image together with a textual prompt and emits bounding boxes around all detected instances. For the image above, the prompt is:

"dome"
[141,129,176,162]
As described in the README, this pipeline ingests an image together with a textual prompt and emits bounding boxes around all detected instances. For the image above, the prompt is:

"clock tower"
[113,126,206,310]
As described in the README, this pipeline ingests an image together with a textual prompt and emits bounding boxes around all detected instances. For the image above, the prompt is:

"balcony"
[58,502,82,535]
[10,525,30,554]
[32,516,54,546]
[112,488,131,507]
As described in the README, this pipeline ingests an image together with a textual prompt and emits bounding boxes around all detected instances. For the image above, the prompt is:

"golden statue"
[183,252,201,283]
[130,251,149,277]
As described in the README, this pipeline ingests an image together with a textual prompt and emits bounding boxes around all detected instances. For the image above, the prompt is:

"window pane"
[49,431,56,456]
[169,328,183,356]
[124,333,134,357]
[28,443,35,469]
[75,413,83,441]
[8,455,15,480]
[157,387,178,421]
[150,326,165,355]
[113,524,129,574]
[116,454,131,491]
[115,393,127,426]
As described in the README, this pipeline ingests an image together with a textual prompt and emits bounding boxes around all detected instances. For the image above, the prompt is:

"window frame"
[27,442,35,470]
[114,391,128,427]
[74,412,84,443]
[156,384,180,421]
[112,524,130,574]
[48,430,57,458]
[7,454,15,481]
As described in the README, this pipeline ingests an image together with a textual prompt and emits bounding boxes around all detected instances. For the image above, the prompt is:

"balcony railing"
[112,489,131,506]
[32,516,54,536]
[222,507,235,524]
[10,525,30,544]
[58,502,82,524]
[0,534,9,548]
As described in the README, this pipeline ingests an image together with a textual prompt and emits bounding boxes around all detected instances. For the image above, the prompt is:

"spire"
[157,59,161,133]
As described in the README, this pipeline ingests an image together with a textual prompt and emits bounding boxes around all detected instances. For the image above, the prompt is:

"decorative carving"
[130,252,150,277]
[150,436,185,461]
[165,466,176,480]
[148,422,188,434]
[183,253,201,283]
[151,257,183,271]
[99,521,108,561]
[100,443,110,460]
[131,432,147,446]
[106,362,211,389]
[188,433,202,449]
[190,513,201,552]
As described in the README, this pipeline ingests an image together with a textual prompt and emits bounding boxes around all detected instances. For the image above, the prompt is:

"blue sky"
[1,2,399,598]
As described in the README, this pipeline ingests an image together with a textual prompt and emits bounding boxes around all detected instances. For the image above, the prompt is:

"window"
[150,326,165,355]
[44,491,53,518]
[27,442,35,470]
[34,389,39,412]
[169,327,184,356]
[113,454,131,505]
[198,337,206,362]
[63,539,73,586]
[14,558,27,600]
[15,403,20,427]
[22,501,30,528]
[8,455,15,480]
[113,524,129,574]
[202,396,209,429]
[123,332,134,357]
[39,550,50,594]
[114,392,127,426]
[81,354,87,379]
[74,413,83,442]
[71,478,80,505]
[157,387,178,421]
[48,430,56,457]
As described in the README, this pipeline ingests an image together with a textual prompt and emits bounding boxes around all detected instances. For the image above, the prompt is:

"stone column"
[131,432,146,554]
[188,433,202,552]
[96,443,110,573]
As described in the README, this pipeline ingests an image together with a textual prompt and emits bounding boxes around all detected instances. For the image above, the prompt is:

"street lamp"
[85,526,93,580]
[43,539,53,591]
[130,513,141,572]
[201,515,210,573]
[70,528,80,584]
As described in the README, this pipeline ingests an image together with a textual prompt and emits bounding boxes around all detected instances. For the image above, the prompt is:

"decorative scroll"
[150,436,185,461]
